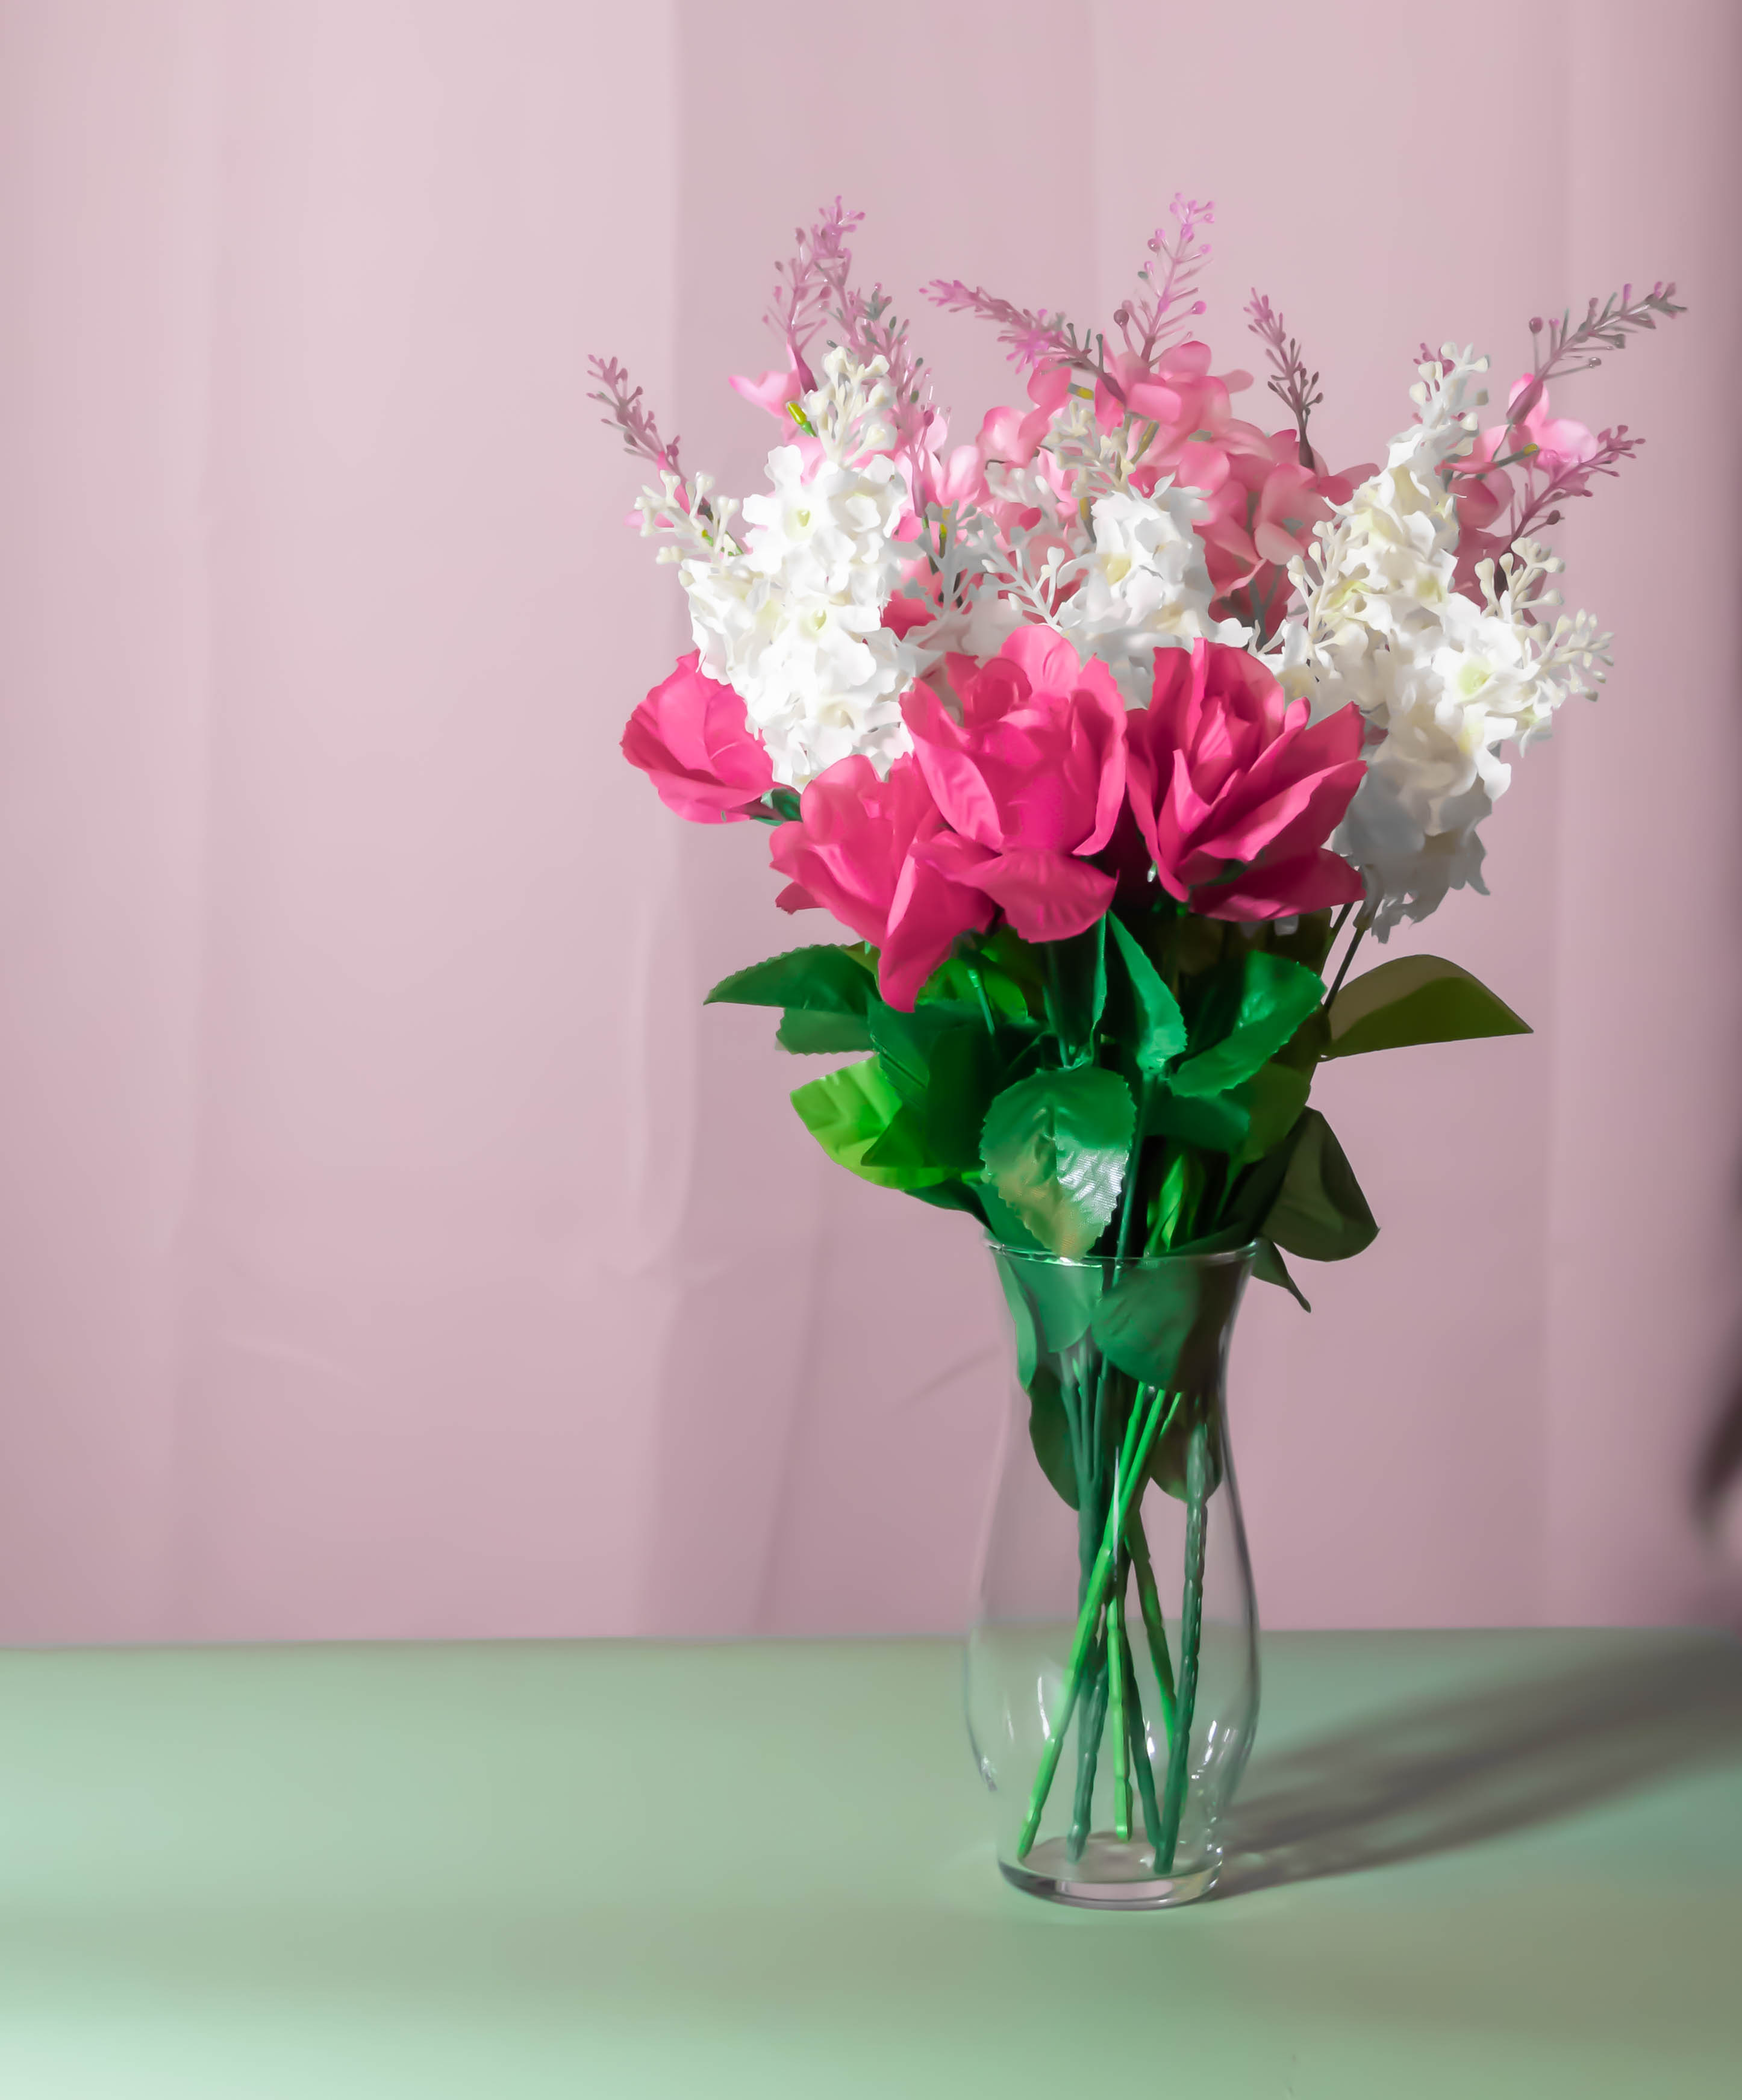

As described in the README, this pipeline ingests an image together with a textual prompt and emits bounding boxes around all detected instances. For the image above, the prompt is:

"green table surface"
[1,1630,1739,2098]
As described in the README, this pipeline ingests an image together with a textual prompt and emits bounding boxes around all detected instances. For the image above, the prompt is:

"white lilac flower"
[1056,487,1249,706]
[1333,770,1490,936]
[664,351,920,787]
[1284,351,1608,934]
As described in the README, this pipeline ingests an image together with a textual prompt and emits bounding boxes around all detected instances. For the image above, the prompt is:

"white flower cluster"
[942,472,1243,708]
[638,347,918,788]
[1281,347,1610,935]
[1058,488,1248,706]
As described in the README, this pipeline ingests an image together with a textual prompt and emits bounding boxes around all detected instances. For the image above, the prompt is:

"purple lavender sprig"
[1245,290,1322,466]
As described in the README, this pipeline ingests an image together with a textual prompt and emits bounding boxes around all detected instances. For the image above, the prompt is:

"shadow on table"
[1214,1633,1742,1901]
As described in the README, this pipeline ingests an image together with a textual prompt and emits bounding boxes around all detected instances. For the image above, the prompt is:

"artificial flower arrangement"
[593,199,1679,1902]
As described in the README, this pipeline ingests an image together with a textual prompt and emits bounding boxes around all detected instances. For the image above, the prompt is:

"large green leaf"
[921,1024,1002,1173]
[1261,1109,1378,1261]
[868,1001,968,1104]
[1252,1236,1311,1310]
[790,1058,954,1191]
[1323,955,1530,1058]
[1107,917,1187,1076]
[980,1066,1135,1257]
[1232,1061,1313,1167]
[1040,920,1108,1058]
[708,944,878,1014]
[776,1009,873,1054]
[1146,1085,1250,1154]
[1170,952,1325,1098]
[919,953,1033,1026]
[1089,1249,1249,1397]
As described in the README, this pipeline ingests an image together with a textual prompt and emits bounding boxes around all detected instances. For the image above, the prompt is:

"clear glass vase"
[967,1240,1260,1908]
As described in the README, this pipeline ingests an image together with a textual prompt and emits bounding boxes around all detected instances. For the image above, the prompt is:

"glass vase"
[966,1240,1260,1908]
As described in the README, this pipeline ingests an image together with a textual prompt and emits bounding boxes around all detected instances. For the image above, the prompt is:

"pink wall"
[0,0,1737,1643]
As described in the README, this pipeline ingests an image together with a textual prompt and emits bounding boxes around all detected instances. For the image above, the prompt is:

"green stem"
[1120,1628,1164,1859]
[1122,1508,1178,1749]
[1156,1415,1211,1874]
[1066,1639,1109,1862]
[964,961,997,1038]
[1016,1386,1181,1860]
[1321,918,1368,1013]
[1108,1562,1131,1841]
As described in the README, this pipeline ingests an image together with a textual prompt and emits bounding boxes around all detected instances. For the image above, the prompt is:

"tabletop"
[0,1627,1738,2098]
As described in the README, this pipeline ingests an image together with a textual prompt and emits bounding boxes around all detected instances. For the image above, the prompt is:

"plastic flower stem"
[964,961,997,1037]
[1121,1629,1164,1858]
[1108,1562,1131,1840]
[1122,1507,1178,1748]
[1065,1636,1110,1863]
[1016,1386,1179,1860]
[1321,918,1368,1012]
[1156,1415,1211,1873]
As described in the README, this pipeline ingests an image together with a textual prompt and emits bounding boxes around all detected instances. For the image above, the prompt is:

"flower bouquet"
[594,199,1679,1904]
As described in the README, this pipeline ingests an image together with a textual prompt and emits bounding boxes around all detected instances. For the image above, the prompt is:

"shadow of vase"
[1213,1633,1742,1901]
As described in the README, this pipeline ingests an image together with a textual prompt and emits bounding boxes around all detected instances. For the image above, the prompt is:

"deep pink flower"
[902,629,1126,943]
[769,754,994,1009]
[622,653,774,824]
[1126,641,1365,920]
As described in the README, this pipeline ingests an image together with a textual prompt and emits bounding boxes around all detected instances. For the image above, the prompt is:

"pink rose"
[769,754,994,1009]
[902,629,1126,944]
[622,653,775,824]
[1126,640,1366,920]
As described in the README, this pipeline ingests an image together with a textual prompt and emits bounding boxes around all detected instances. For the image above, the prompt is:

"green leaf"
[921,1025,1002,1173]
[1232,1061,1313,1167]
[1025,1364,1079,1509]
[1323,955,1531,1059]
[980,1066,1135,1258]
[1107,917,1187,1075]
[1147,1400,1225,1504]
[1040,919,1107,1057]
[1170,951,1325,1098]
[979,1182,1044,1252]
[790,1058,954,1191]
[1146,1085,1251,1154]
[919,954,1032,1026]
[1252,1236,1311,1311]
[708,944,878,1015]
[1091,1260,1244,1396]
[776,1009,873,1054]
[868,1001,967,1104]
[1261,1109,1378,1261]
[908,1180,989,1224]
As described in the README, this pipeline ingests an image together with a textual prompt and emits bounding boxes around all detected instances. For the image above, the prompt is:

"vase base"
[1000,1834,1219,1910]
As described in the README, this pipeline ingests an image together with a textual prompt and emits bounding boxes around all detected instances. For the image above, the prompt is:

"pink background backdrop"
[1,0,1739,1644]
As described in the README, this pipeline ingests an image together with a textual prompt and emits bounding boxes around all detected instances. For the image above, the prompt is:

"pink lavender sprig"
[587,355,681,475]
[1116,196,1214,366]
[766,198,865,385]
[920,276,1088,374]
[1245,290,1322,466]
[1506,423,1642,547]
[1509,282,1684,426]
